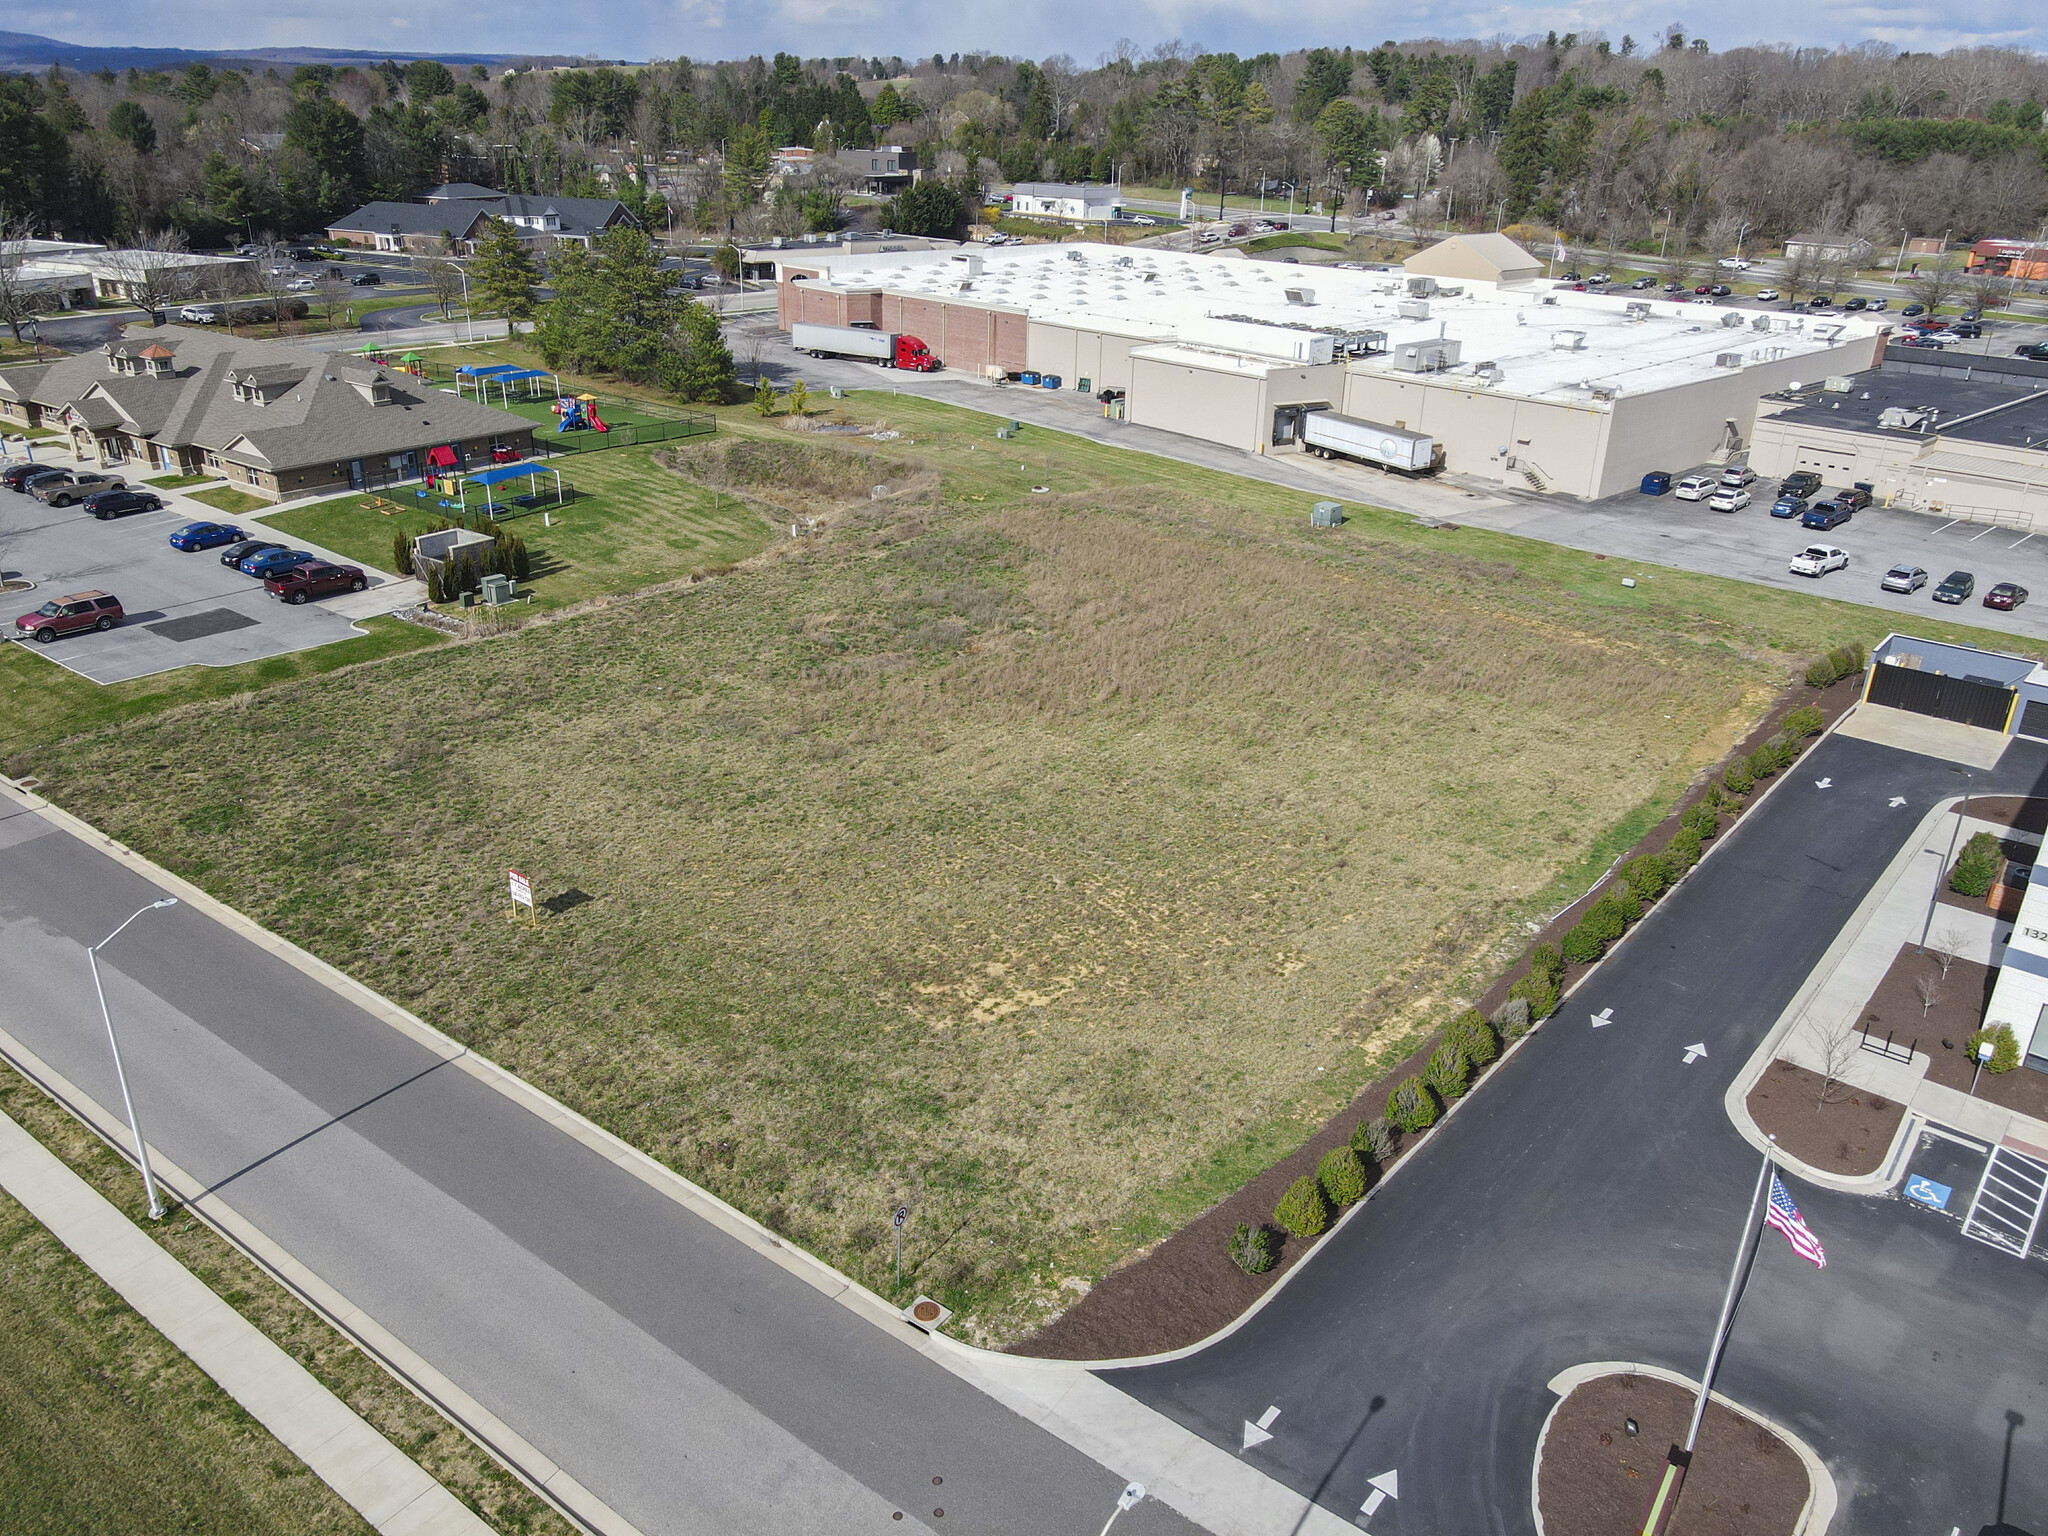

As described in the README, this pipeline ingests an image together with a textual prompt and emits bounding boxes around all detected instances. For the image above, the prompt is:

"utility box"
[1310,501,1345,528]
[480,573,516,605]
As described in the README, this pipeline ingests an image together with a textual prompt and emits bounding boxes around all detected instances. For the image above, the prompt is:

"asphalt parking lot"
[1,469,412,683]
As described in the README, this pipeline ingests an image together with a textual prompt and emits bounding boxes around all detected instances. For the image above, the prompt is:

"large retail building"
[774,234,1889,499]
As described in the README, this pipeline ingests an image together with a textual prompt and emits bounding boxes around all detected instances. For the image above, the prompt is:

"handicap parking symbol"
[1906,1176,1953,1210]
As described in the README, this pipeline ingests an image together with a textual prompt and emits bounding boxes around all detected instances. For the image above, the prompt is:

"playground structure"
[555,394,609,433]
[358,345,428,378]
[454,362,563,405]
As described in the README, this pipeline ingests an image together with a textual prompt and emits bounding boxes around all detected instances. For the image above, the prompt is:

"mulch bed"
[1538,1374,1810,1536]
[1010,670,1866,1361]
[1745,1061,1904,1175]
[1967,796,2048,837]
[1861,945,2048,1121]
[1934,842,2034,919]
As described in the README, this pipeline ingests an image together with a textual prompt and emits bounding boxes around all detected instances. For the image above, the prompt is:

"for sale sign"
[508,870,534,908]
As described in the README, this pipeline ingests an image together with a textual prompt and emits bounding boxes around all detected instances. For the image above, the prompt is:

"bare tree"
[1811,1014,1860,1108]
[417,256,466,319]
[0,203,46,343]
[1929,924,1967,978]
[1969,272,2014,316]
[1915,970,1946,1019]
[97,230,207,324]
[249,240,298,334]
[1908,253,1966,314]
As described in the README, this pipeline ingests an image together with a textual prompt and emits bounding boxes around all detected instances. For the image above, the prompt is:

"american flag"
[1765,1174,1827,1268]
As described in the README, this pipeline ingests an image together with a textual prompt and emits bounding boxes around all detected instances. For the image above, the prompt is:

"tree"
[534,225,694,393]
[100,230,206,323]
[0,202,45,342]
[723,122,770,208]
[0,76,69,225]
[107,100,156,155]
[887,179,963,237]
[1496,89,1552,217]
[1929,925,1966,979]
[1908,253,1965,314]
[752,375,778,415]
[1914,970,1946,1019]
[1810,1014,1860,1108]
[404,60,456,101]
[417,256,465,318]
[470,218,540,321]
[1295,48,1354,124]
[281,90,366,221]
[787,378,810,417]
[670,303,734,403]
[711,242,740,280]
[1314,101,1385,186]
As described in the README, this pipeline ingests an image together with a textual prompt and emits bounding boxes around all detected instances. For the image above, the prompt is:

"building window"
[243,466,261,486]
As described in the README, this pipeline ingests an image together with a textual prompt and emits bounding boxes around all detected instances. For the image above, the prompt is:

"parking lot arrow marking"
[1592,1007,1614,1028]
[1890,796,1908,807]
[1242,1405,1281,1451]
[1683,1042,1708,1064]
[1359,1469,1400,1526]
[1814,777,1833,789]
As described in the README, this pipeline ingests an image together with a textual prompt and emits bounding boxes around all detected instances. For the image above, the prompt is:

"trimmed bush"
[1660,826,1704,881]
[1783,704,1825,738]
[1228,1221,1278,1274]
[1351,1115,1396,1165]
[1529,943,1565,988]
[1621,855,1669,903]
[1723,760,1755,796]
[1452,1009,1499,1069]
[1805,642,1869,689]
[1949,831,2002,898]
[1317,1146,1369,1207]
[1491,995,1533,1040]
[1425,1039,1469,1100]
[1386,1077,1438,1134]
[1746,744,1778,781]
[1509,972,1558,1020]
[1680,801,1719,840]
[1561,918,1608,965]
[393,532,415,576]
[1273,1175,1332,1238]
[1767,733,1802,771]
[1965,1023,2022,1074]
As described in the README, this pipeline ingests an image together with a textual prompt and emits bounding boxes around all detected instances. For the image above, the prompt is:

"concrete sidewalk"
[0,1107,491,1536]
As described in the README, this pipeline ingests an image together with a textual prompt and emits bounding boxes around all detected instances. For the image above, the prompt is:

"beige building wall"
[1126,358,1345,452]
[1336,373,1609,496]
[1026,323,1162,394]
[1749,413,2048,522]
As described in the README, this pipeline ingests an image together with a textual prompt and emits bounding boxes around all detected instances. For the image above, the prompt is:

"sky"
[10,0,2047,64]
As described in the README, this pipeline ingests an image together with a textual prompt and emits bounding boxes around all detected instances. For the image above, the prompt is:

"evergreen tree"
[470,217,541,321]
[723,121,770,208]
[534,225,693,392]
[107,100,156,155]
[886,179,963,237]
[671,302,734,403]
[0,77,72,225]
[1295,48,1354,123]
[1496,88,1553,217]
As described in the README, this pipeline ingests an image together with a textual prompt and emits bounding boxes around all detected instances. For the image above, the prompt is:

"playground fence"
[531,413,716,456]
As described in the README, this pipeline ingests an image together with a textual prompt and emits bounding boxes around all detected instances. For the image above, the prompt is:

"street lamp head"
[152,897,179,909]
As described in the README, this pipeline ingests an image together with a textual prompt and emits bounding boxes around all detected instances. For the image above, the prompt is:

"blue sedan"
[1770,497,1808,520]
[168,521,250,551]
[239,547,316,578]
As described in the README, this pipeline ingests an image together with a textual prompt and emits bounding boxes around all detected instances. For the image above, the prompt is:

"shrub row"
[1804,643,1868,690]
[1509,944,1564,1020]
[1949,830,2003,898]
[1557,805,1715,970]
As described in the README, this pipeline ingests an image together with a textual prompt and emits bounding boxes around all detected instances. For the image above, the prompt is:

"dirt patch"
[659,437,924,510]
[1965,796,2048,837]
[1538,1373,1810,1536]
[1745,1061,1904,1175]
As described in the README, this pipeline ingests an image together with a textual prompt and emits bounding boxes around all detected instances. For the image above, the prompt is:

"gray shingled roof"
[325,201,493,240]
[327,193,635,241]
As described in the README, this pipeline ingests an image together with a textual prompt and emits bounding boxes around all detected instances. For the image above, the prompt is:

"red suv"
[264,561,368,604]
[15,590,123,642]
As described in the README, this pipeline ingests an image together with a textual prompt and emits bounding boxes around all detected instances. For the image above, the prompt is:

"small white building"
[1982,863,2048,1072]
[1006,182,1122,224]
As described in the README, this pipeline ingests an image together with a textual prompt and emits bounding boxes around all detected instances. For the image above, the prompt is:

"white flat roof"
[787,242,1887,407]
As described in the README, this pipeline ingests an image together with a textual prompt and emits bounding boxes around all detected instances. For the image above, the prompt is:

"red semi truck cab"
[894,335,939,371]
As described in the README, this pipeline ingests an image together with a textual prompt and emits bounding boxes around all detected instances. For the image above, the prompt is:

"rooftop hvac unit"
[1436,284,1465,297]
[1752,313,1773,331]
[1812,323,1845,341]
[1715,352,1744,368]
[1551,330,1588,351]
[1397,299,1431,320]
[1392,339,1461,372]
[1823,374,1852,392]
[1407,276,1438,298]
[1878,406,1928,430]
[1589,383,1621,400]
[1284,287,1316,305]
[1625,302,1652,321]
[1537,293,1559,306]
[1721,311,1746,328]
[948,252,983,276]
[1471,362,1505,384]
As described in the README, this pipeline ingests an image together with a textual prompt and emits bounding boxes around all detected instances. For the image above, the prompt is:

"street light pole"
[1659,206,1675,264]
[1920,769,1975,951]
[88,898,179,1220]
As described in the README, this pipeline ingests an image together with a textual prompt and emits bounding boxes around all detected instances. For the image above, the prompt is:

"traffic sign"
[1907,1176,1953,1210]
[893,1204,910,1230]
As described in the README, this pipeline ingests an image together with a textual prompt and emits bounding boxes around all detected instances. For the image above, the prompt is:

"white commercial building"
[1004,183,1123,224]
[1983,867,2048,1072]
[776,235,1889,498]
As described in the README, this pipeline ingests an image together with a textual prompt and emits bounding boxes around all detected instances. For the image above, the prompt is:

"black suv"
[1779,471,1822,499]
[82,486,164,520]
[1834,487,1873,512]
[1934,570,1975,604]
[350,271,381,285]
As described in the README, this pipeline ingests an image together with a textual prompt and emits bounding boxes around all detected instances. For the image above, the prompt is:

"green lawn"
[0,616,442,766]
[191,486,270,516]
[0,1185,373,1536]
[259,444,773,610]
[144,473,222,489]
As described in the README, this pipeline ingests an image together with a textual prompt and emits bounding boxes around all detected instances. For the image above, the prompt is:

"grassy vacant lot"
[260,443,773,609]
[25,388,2042,1345]
[0,1185,371,1536]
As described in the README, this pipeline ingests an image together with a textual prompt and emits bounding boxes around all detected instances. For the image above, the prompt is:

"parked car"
[1985,582,2029,611]
[1708,487,1752,512]
[285,277,319,292]
[1717,257,1752,270]
[1631,276,1657,289]
[82,487,164,520]
[1950,322,1984,339]
[1640,470,1672,495]
[1802,499,1854,530]
[1881,564,1929,593]
[1779,471,1822,499]
[1694,284,1713,295]
[264,561,368,604]
[1130,214,1157,226]
[1662,281,1686,293]
[1921,329,1965,345]
[1843,296,1868,311]
[289,247,322,261]
[1,462,65,493]
[14,590,122,642]
[1226,223,1250,237]
[169,520,249,551]
[1588,271,1610,283]
[177,304,220,323]
[2019,343,2048,361]
[1835,487,1872,511]
[1789,544,1849,577]
[1960,310,1982,323]
[1770,496,1809,519]
[238,547,316,579]
[1674,474,1717,501]
[1719,465,1757,488]
[1755,288,1780,301]
[1808,295,1834,308]
[349,270,382,285]
[1933,570,1975,604]
[1897,334,1946,349]
[218,538,283,567]
[1709,283,1733,297]
[30,470,124,506]
[1906,316,1949,330]
[1900,303,1926,317]
[1561,270,1583,281]
[1867,297,1888,312]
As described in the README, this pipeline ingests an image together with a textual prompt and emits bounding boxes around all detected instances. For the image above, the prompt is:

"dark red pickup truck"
[263,561,367,604]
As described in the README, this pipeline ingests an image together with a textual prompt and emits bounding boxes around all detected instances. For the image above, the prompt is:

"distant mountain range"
[0,30,609,73]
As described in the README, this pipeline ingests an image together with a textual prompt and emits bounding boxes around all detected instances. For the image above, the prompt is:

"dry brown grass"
[29,468,1765,1343]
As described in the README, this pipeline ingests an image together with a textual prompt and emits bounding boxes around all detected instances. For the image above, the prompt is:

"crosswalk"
[1961,1144,2048,1258]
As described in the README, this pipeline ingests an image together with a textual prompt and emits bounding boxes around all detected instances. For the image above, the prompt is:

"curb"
[1720,794,1962,1195]
[1536,1362,1837,1536]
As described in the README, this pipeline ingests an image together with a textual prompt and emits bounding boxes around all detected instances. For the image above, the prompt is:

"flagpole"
[1639,1136,1775,1536]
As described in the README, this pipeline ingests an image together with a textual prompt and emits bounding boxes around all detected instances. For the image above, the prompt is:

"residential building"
[0,325,536,500]
[1003,182,1121,223]
[1784,232,1875,266]
[326,191,637,252]
[835,146,918,194]
[773,146,818,179]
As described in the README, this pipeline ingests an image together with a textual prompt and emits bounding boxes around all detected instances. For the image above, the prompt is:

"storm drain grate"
[146,609,260,642]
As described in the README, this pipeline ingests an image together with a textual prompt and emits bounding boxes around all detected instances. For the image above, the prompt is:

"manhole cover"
[147,608,260,642]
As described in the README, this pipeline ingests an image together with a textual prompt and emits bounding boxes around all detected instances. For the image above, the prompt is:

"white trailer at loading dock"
[1301,410,1438,472]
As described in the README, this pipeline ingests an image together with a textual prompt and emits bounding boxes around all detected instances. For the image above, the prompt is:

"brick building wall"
[778,280,1028,374]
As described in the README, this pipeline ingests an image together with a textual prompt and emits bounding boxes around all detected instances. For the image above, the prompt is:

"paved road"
[0,800,1199,1536]
[1110,730,2048,1534]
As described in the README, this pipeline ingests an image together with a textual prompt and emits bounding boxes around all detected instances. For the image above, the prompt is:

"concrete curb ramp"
[0,1107,493,1536]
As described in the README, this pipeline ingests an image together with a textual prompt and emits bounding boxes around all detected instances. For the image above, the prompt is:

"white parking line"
[1930,519,1964,535]
[1970,525,2002,540]
[2014,533,2038,549]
